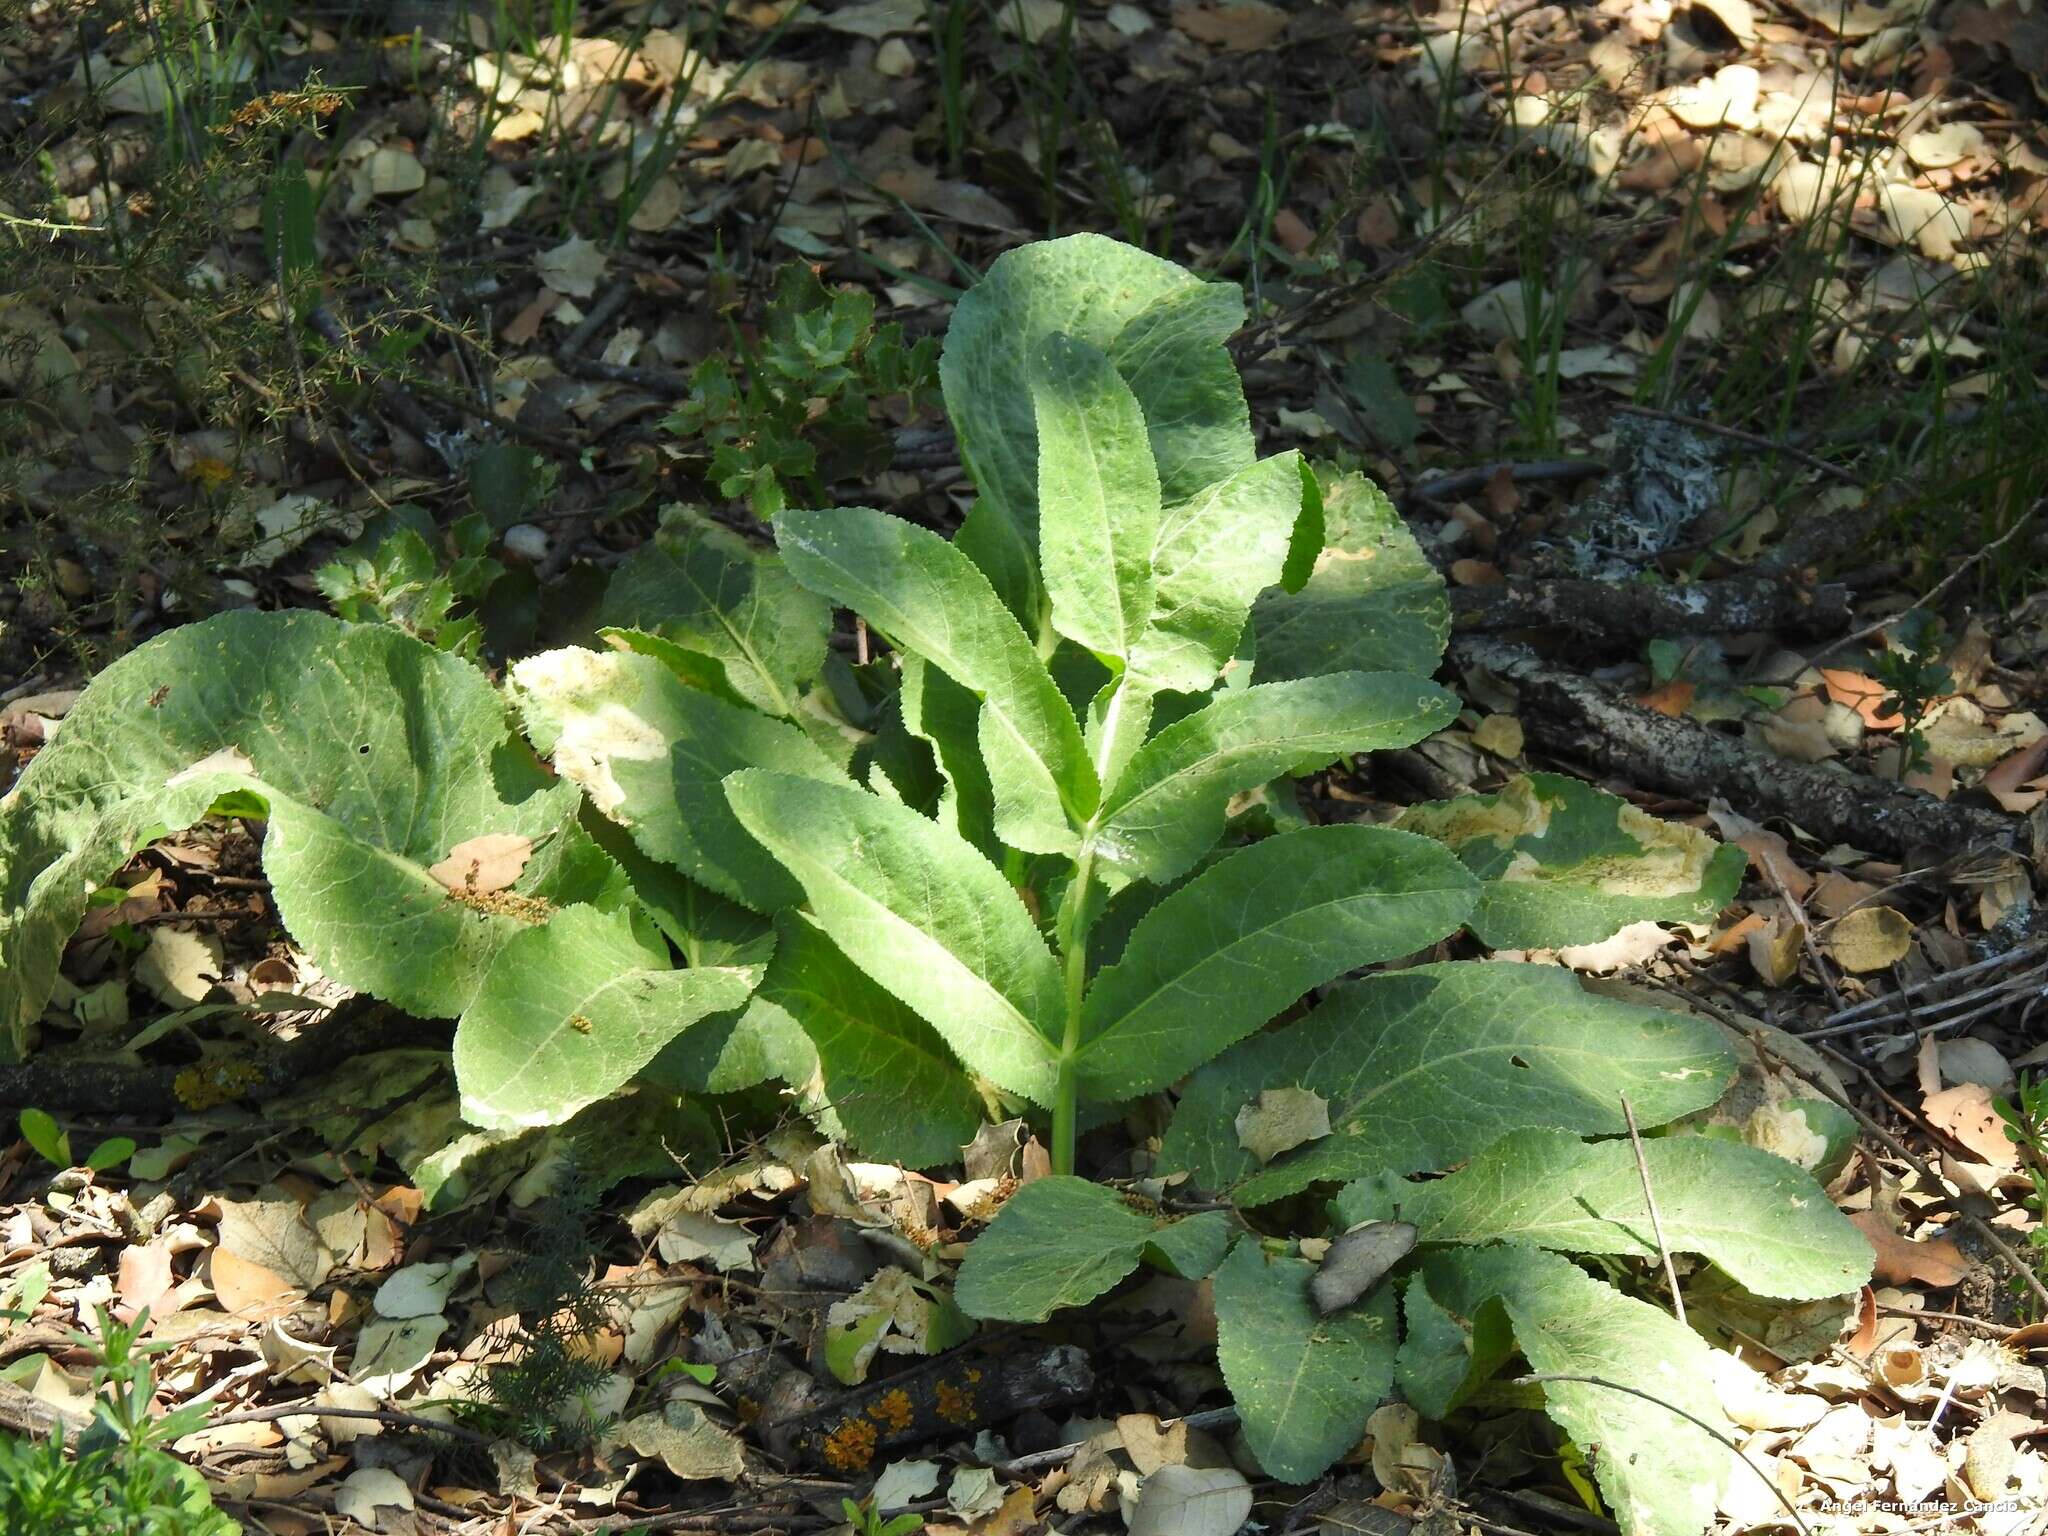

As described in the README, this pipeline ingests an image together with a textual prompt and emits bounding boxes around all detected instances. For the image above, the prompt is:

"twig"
[1619,1094,1685,1328]
[1759,857,1846,1011]
[202,1401,496,1448]
[1818,938,2047,1028]
[304,305,448,450]
[1514,1374,1814,1536]
[558,354,692,393]
[1611,402,1861,485]
[992,1407,1241,1478]
[1403,459,1608,506]
[1808,497,2045,665]
[1876,1304,2016,1337]
[1798,962,2048,1041]
[560,279,634,361]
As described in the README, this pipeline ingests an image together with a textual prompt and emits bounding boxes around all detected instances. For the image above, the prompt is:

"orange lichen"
[867,1389,914,1434]
[174,1056,263,1111]
[821,1416,878,1471]
[934,1368,982,1425]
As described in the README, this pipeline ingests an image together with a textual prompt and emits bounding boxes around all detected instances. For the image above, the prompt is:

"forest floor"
[4,0,2048,1532]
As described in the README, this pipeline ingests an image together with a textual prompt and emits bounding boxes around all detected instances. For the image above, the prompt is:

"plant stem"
[1051,844,1097,1175]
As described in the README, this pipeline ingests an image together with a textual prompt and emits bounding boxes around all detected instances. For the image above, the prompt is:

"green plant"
[453,1178,621,1450]
[1867,610,1954,777]
[695,236,1859,1533]
[663,263,939,518]
[314,508,508,660]
[17,1109,134,1175]
[844,1495,924,1536]
[0,1306,235,1536]
[1996,1074,2048,1308]
[0,242,1872,1536]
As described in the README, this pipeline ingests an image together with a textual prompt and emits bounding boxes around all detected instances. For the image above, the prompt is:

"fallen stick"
[1450,572,1852,638]
[1449,637,2018,857]
[0,996,425,1116]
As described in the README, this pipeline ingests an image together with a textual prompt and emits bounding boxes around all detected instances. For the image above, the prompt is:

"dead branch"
[1451,636,2018,858]
[1449,572,1853,637]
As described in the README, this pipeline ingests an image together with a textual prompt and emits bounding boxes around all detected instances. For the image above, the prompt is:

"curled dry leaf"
[1747,915,1803,987]
[1983,735,2048,813]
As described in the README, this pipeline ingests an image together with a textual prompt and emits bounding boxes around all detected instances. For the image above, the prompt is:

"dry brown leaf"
[1117,1413,1189,1475]
[1846,1285,1880,1356]
[209,1247,300,1316]
[429,833,535,894]
[1471,714,1524,758]
[1711,806,1813,900]
[1707,911,1766,953]
[1173,1,1288,51]
[1818,668,1903,729]
[1449,558,1503,587]
[1983,736,2048,813]
[1639,679,1696,717]
[1235,1086,1330,1163]
[1271,208,1314,255]
[116,1241,175,1324]
[1849,1213,1971,1287]
[1821,906,1912,972]
[970,1485,1040,1536]
[1807,870,1881,919]
[1922,1082,2019,1168]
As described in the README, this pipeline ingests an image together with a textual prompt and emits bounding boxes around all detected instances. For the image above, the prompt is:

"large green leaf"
[1161,963,1735,1205]
[599,508,830,718]
[1074,826,1479,1099]
[1092,673,1458,883]
[0,611,599,1050]
[775,507,1096,855]
[746,912,986,1169]
[941,235,1251,560]
[1250,475,1449,681]
[1401,1245,1735,1536]
[509,647,849,912]
[1213,1237,1396,1483]
[898,655,998,856]
[454,906,757,1131]
[724,771,1066,1104]
[1394,774,1745,949]
[1032,333,1160,663]
[1107,283,1256,504]
[1128,452,1308,694]
[1391,1126,1870,1300]
[955,1175,1231,1322]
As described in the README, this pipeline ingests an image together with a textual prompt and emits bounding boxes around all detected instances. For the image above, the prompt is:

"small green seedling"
[18,1110,134,1175]
[664,263,938,518]
[843,1496,923,1536]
